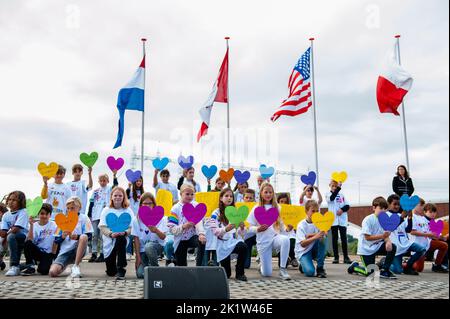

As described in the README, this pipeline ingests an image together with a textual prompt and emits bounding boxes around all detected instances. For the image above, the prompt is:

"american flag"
[271,47,312,122]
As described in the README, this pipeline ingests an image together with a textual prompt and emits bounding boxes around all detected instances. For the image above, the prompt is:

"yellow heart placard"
[331,171,348,183]
[37,162,59,178]
[156,189,174,217]
[55,211,79,232]
[311,211,335,232]
[280,204,306,229]
[195,192,220,218]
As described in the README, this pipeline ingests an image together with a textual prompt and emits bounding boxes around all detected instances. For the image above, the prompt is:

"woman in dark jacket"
[392,165,415,197]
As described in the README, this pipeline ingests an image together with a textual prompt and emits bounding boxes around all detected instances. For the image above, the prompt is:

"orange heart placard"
[219,168,235,183]
[55,211,78,232]
[442,220,449,237]
[38,162,59,178]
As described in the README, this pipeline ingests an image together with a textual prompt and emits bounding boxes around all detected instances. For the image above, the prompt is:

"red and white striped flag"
[197,49,229,142]
[271,47,312,122]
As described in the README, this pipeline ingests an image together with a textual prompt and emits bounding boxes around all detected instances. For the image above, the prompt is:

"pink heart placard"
[429,219,444,237]
[254,206,279,227]
[182,203,207,225]
[138,206,164,227]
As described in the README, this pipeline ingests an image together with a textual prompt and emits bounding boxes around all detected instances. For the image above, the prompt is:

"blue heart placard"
[300,171,316,186]
[178,155,194,170]
[106,212,132,233]
[125,169,142,183]
[259,164,274,180]
[400,194,420,211]
[152,157,169,170]
[201,165,218,180]
[378,212,400,232]
[234,170,251,184]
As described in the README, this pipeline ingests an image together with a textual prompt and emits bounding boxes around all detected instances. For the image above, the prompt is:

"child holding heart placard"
[153,169,179,204]
[277,193,298,268]
[246,183,291,280]
[0,203,8,271]
[294,200,328,278]
[241,189,257,269]
[132,193,168,278]
[99,187,134,280]
[299,185,323,206]
[49,197,92,279]
[126,176,144,259]
[66,164,93,215]
[177,167,201,193]
[41,165,72,220]
[167,184,206,267]
[207,177,226,192]
[326,179,351,264]
[1,191,28,276]
[208,188,248,281]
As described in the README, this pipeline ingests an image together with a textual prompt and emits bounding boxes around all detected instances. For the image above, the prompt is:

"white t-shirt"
[410,214,431,251]
[99,207,134,258]
[357,214,385,256]
[131,216,167,252]
[90,186,112,221]
[31,221,58,254]
[387,213,412,256]
[155,182,179,202]
[56,214,93,255]
[67,180,91,215]
[1,209,29,235]
[326,190,349,227]
[294,219,320,259]
[234,192,245,203]
[46,183,72,220]
[209,209,243,262]
[205,209,220,251]
[128,189,143,216]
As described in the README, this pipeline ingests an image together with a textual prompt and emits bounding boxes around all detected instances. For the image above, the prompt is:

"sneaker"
[236,274,248,282]
[5,266,20,276]
[70,265,82,278]
[0,261,6,271]
[95,253,104,263]
[343,257,352,264]
[126,253,132,261]
[316,267,327,278]
[403,267,419,276]
[88,253,97,263]
[255,255,260,264]
[116,269,126,280]
[279,267,291,280]
[347,261,359,275]
[376,257,386,270]
[332,258,339,264]
[432,264,449,273]
[21,266,36,276]
[207,260,215,266]
[380,270,397,279]
[167,262,175,267]
[291,258,299,268]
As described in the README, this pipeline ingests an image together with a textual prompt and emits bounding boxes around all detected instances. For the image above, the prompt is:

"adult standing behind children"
[392,165,415,197]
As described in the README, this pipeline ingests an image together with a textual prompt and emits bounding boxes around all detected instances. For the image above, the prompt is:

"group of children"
[0,163,448,282]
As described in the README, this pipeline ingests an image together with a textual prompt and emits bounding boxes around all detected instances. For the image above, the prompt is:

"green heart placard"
[26,196,43,218]
[225,206,249,227]
[80,152,99,168]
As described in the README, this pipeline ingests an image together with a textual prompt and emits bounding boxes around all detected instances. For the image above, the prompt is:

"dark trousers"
[175,235,202,266]
[104,236,127,276]
[24,240,54,275]
[355,243,397,275]
[244,235,257,269]
[331,226,349,259]
[220,242,247,278]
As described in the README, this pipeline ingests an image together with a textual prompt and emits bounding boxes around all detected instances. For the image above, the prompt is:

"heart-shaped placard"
[219,168,235,184]
[106,212,132,233]
[259,165,275,180]
[331,171,348,183]
[156,189,173,217]
[254,206,279,227]
[178,155,194,170]
[138,206,164,227]
[201,165,218,180]
[26,196,43,218]
[37,162,59,178]
[429,219,444,237]
[79,152,98,168]
[152,157,169,170]
[378,211,400,232]
[225,206,249,227]
[55,211,79,232]
[311,211,335,232]
[182,203,207,225]
[106,156,124,171]
[126,169,142,183]
[279,204,306,228]
[399,194,420,211]
[234,170,251,184]
[300,171,316,186]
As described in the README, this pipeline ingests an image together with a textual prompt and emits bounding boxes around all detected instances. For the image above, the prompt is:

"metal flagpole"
[141,38,147,175]
[395,35,411,171]
[309,37,320,188]
[225,37,231,169]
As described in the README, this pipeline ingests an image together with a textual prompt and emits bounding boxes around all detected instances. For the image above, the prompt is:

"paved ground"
[0,256,448,299]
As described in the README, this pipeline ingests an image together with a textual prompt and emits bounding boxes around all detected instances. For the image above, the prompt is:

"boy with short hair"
[241,189,257,269]
[67,164,93,215]
[153,169,179,204]
[0,203,8,271]
[41,165,72,220]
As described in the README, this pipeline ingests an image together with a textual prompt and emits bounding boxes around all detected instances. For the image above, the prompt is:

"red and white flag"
[197,49,229,142]
[376,41,413,115]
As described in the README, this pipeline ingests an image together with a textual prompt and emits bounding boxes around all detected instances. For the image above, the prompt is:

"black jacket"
[392,176,414,196]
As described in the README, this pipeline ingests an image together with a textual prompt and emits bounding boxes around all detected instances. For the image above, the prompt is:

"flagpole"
[225,37,231,169]
[395,35,411,171]
[309,37,320,189]
[141,38,147,175]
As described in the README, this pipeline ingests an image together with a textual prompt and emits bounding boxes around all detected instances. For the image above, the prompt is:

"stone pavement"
[0,256,448,299]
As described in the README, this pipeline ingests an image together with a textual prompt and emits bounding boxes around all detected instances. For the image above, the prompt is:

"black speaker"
[144,266,230,299]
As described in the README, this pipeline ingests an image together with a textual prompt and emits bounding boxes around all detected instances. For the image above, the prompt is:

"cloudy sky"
[0,0,448,205]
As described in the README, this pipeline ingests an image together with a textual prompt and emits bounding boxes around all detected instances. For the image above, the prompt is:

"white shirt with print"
[99,207,134,258]
[47,183,72,220]
[357,214,385,256]
[131,216,167,252]
[31,221,58,253]
[67,180,91,215]
[56,214,93,255]
[1,209,29,235]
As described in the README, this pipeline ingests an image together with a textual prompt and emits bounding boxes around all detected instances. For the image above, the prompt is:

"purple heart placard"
[106,156,124,172]
[254,206,279,227]
[138,206,164,227]
[178,155,194,170]
[429,219,444,237]
[378,212,400,232]
[182,203,207,225]
[126,169,142,183]
[234,170,251,184]
[300,171,316,186]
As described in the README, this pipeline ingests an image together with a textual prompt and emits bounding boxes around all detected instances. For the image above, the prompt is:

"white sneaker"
[70,265,82,278]
[126,253,132,261]
[256,255,260,264]
[279,268,291,280]
[5,266,21,276]
[167,262,175,267]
